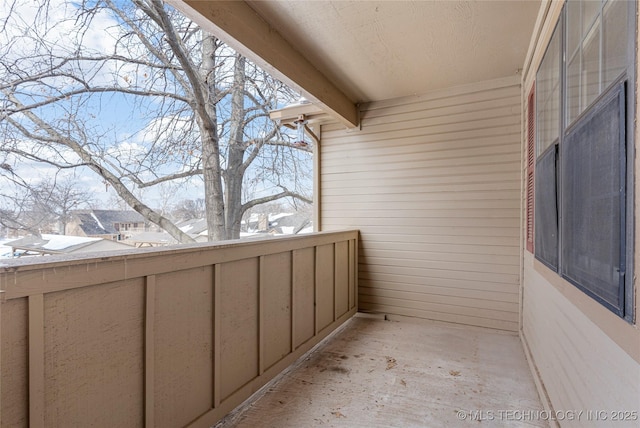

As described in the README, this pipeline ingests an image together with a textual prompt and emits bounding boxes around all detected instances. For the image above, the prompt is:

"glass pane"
[536,25,560,156]
[603,0,627,87]
[550,79,560,140]
[535,146,558,269]
[560,83,624,314]
[582,22,600,111]
[582,0,601,34]
[566,0,581,55]
[536,110,544,156]
[566,54,581,124]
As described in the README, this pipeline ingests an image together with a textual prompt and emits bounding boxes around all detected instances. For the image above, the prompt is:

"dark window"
[535,145,558,269]
[535,18,561,269]
[561,82,626,315]
[534,0,634,321]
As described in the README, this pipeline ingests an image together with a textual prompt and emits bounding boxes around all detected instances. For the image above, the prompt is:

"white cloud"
[0,0,143,89]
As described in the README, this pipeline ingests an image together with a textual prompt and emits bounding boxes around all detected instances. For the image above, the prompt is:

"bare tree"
[0,0,312,242]
[171,198,205,222]
[0,165,92,235]
[28,177,95,234]
[0,161,35,234]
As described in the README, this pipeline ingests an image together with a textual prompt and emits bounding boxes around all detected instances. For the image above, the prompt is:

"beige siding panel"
[320,122,520,146]
[360,287,518,313]
[360,232,518,247]
[359,294,517,323]
[219,258,259,400]
[361,100,520,127]
[328,113,519,140]
[360,264,517,284]
[347,224,517,237]
[43,279,144,427]
[154,267,213,428]
[361,248,519,266]
[292,248,315,348]
[321,78,521,330]
[363,303,518,331]
[315,244,335,331]
[322,153,521,176]
[324,190,520,206]
[322,138,519,162]
[361,240,519,257]
[262,252,292,370]
[322,166,520,183]
[361,256,517,275]
[359,282,518,304]
[323,181,519,197]
[322,133,518,157]
[0,231,358,428]
[334,241,349,318]
[359,82,520,114]
[523,259,640,427]
[323,134,520,156]
[1,298,28,427]
[326,214,519,228]
[359,274,518,295]
[325,181,519,195]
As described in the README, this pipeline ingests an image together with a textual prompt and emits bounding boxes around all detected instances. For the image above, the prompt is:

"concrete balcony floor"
[215,314,547,428]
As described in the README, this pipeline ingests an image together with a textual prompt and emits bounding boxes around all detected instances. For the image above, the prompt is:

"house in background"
[4,234,131,257]
[176,218,209,242]
[1,1,638,427]
[176,214,313,239]
[267,213,312,235]
[123,232,180,248]
[66,209,149,241]
[0,239,15,259]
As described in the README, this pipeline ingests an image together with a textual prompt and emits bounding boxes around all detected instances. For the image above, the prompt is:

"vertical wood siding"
[0,231,357,428]
[321,77,521,331]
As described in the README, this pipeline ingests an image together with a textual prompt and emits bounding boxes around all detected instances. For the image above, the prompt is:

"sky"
[0,0,312,214]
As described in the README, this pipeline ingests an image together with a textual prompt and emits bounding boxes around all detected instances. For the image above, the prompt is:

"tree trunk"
[199,34,226,241]
[224,54,247,240]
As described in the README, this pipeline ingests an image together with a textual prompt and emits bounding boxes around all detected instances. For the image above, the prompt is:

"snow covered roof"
[124,231,178,245]
[268,213,311,234]
[269,213,294,222]
[72,209,146,235]
[4,234,130,255]
[177,218,208,235]
[0,239,14,258]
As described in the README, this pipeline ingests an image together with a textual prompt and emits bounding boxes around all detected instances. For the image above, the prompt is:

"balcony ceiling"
[247,0,540,102]
[171,1,541,126]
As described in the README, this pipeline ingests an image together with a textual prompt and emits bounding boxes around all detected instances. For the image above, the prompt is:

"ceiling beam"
[166,0,359,128]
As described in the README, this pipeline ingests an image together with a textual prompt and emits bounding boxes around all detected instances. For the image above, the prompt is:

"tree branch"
[241,189,312,214]
[130,169,203,188]
[5,92,196,243]
[109,0,192,95]
[4,86,190,116]
[261,139,313,153]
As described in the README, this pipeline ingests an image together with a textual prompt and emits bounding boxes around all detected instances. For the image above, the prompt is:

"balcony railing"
[0,230,358,428]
